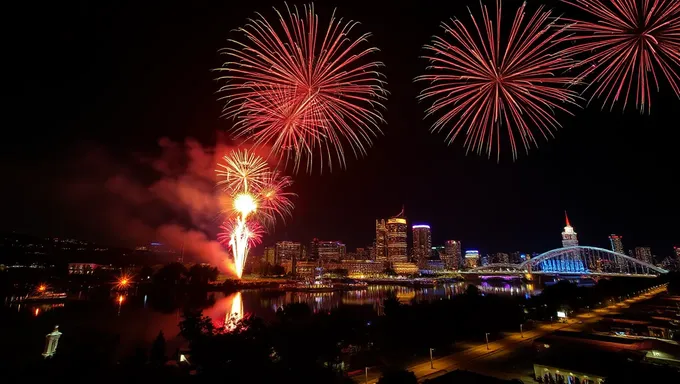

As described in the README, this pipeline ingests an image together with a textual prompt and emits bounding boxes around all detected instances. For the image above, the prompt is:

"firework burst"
[417,0,581,160]
[216,150,294,278]
[562,0,680,112]
[216,3,388,173]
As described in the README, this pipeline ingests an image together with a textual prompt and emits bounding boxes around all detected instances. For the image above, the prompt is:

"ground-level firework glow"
[216,150,294,278]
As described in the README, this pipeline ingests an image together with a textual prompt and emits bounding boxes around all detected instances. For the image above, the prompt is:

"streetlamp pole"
[520,324,524,338]
[430,348,434,369]
[365,367,368,384]
[485,333,490,350]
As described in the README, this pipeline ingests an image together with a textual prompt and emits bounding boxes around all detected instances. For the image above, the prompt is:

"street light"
[430,348,435,369]
[520,324,524,338]
[365,367,369,384]
[485,333,490,350]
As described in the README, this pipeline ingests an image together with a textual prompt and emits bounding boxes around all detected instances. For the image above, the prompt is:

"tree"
[179,308,215,343]
[150,331,166,365]
[153,262,188,284]
[187,264,218,285]
[377,369,417,384]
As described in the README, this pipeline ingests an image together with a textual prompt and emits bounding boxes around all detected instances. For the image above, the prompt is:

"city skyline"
[4,0,678,260]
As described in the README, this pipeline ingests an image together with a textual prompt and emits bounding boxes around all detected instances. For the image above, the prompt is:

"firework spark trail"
[561,0,680,112]
[216,150,294,278]
[216,3,388,173]
[417,0,581,160]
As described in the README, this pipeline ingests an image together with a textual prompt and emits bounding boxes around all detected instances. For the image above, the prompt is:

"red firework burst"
[217,218,264,248]
[562,0,680,112]
[417,0,581,160]
[216,3,387,173]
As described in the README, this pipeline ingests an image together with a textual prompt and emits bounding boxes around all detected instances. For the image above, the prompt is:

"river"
[2,280,538,363]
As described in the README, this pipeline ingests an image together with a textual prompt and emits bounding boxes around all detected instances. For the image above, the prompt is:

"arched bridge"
[467,246,668,277]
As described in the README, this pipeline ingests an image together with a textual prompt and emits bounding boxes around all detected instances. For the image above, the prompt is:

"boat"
[19,291,67,302]
[281,279,335,292]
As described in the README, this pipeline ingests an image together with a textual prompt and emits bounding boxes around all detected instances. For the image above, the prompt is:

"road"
[354,286,666,383]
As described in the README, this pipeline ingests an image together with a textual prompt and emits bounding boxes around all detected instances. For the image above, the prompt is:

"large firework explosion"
[417,0,581,160]
[216,149,294,278]
[216,3,388,173]
[562,0,680,112]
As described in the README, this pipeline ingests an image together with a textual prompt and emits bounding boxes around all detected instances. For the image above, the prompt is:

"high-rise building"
[316,241,346,263]
[609,235,624,254]
[275,241,302,273]
[309,238,320,261]
[263,246,276,265]
[443,240,462,269]
[561,211,579,248]
[375,220,388,262]
[464,250,480,269]
[385,208,408,263]
[412,224,432,267]
[634,247,653,264]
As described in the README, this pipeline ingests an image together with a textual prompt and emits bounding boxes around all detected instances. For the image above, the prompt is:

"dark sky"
[6,0,679,257]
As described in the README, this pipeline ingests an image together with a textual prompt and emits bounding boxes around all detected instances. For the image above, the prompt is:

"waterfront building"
[275,241,302,274]
[609,235,625,254]
[386,208,408,263]
[375,220,388,262]
[464,250,480,269]
[263,246,275,264]
[316,240,346,263]
[443,240,462,269]
[412,224,432,267]
[392,262,419,275]
[561,212,579,248]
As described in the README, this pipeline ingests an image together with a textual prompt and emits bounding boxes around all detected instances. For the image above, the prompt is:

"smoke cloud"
[59,136,271,276]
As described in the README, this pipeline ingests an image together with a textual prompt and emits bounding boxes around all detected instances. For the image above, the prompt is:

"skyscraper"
[464,250,480,269]
[443,240,462,269]
[375,220,388,262]
[275,241,302,273]
[609,235,624,254]
[412,224,432,267]
[316,241,346,263]
[386,217,408,263]
[634,247,653,264]
[561,212,579,248]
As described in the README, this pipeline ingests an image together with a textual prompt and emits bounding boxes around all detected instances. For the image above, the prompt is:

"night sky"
[6,0,679,257]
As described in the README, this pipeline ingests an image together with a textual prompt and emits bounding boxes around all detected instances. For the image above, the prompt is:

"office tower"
[386,208,408,263]
[263,246,276,264]
[309,238,320,261]
[609,235,624,254]
[561,211,579,248]
[275,241,302,268]
[464,250,480,269]
[443,240,462,269]
[316,241,346,263]
[375,220,388,262]
[634,247,653,264]
[412,224,432,267]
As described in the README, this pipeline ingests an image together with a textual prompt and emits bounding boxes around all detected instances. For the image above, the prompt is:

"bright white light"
[234,193,257,216]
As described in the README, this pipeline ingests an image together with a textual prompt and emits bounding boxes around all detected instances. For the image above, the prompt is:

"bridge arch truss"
[519,246,668,276]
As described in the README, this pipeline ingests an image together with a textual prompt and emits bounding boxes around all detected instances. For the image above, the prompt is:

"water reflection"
[200,281,538,324]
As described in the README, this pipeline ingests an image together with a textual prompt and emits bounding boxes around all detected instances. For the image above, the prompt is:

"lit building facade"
[275,241,302,268]
[412,224,432,267]
[561,212,579,248]
[634,247,653,264]
[263,246,275,264]
[464,250,480,269]
[443,240,462,269]
[375,220,388,262]
[609,235,624,254]
[317,241,346,263]
[387,217,408,262]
